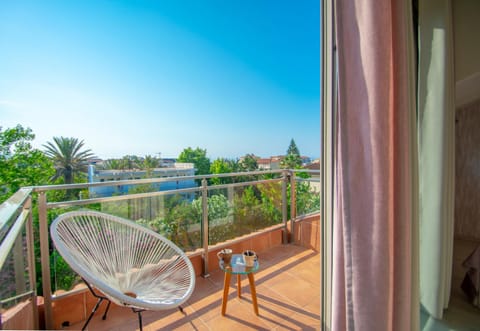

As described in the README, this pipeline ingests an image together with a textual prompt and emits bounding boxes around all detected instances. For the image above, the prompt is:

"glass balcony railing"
[0,188,38,330]
[0,169,320,329]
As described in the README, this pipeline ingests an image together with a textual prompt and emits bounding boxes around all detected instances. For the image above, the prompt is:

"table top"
[219,254,259,274]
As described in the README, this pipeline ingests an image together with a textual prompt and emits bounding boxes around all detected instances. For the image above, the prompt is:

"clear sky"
[0,0,320,160]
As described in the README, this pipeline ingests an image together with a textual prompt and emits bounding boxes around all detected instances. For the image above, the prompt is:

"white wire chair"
[50,210,196,330]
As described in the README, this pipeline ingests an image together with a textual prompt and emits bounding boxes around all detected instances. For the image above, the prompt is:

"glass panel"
[208,180,283,245]
[100,191,202,253]
[50,190,202,292]
[295,175,321,217]
[0,228,31,310]
[51,247,81,294]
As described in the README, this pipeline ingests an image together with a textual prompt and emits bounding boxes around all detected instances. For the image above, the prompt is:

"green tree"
[295,182,321,215]
[287,138,300,156]
[0,125,54,202]
[142,155,159,175]
[239,154,258,171]
[210,158,236,184]
[177,147,211,175]
[281,139,302,169]
[43,137,94,184]
[119,155,141,171]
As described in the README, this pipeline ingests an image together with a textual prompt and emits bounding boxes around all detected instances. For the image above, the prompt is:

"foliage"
[101,158,123,170]
[281,138,302,169]
[210,158,237,184]
[257,181,283,211]
[177,147,211,175]
[142,155,159,173]
[51,250,79,292]
[239,154,258,171]
[285,172,320,217]
[191,193,231,224]
[128,184,157,194]
[43,136,94,184]
[0,125,54,203]
[137,195,201,251]
[119,155,142,171]
[199,193,234,245]
[231,186,281,234]
[287,138,300,156]
[295,181,321,215]
[101,155,160,172]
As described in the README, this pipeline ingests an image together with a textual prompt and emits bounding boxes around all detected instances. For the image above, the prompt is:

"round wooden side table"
[219,253,259,316]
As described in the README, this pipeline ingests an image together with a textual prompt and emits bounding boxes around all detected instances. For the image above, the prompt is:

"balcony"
[0,169,321,330]
[60,242,320,330]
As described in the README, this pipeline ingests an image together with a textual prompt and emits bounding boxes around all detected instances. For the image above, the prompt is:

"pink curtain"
[332,1,419,330]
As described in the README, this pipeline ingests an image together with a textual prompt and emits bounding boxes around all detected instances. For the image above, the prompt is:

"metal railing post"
[25,197,39,330]
[38,191,53,329]
[201,179,209,277]
[289,170,297,243]
[282,171,288,244]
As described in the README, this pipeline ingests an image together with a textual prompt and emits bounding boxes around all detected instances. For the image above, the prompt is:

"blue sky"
[0,1,320,160]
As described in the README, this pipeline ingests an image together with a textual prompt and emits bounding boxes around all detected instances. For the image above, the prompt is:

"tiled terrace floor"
[67,244,321,331]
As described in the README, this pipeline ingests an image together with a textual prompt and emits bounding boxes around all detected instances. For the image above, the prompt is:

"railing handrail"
[30,169,320,193]
[31,169,287,192]
[0,209,30,269]
[0,188,32,239]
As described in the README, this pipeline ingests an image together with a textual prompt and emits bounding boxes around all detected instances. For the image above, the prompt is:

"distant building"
[159,158,176,167]
[301,156,312,166]
[257,158,272,170]
[269,156,284,170]
[303,159,320,171]
[256,155,314,170]
[87,163,197,197]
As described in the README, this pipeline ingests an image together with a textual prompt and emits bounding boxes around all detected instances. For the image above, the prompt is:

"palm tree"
[101,159,123,170]
[120,155,141,171]
[43,137,94,184]
[142,155,159,173]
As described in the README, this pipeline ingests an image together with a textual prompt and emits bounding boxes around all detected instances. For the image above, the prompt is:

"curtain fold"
[417,0,455,319]
[333,1,419,330]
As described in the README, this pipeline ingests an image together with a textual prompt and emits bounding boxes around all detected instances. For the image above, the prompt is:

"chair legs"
[82,280,112,331]
[132,308,145,331]
[81,280,186,331]
[129,306,184,330]
[102,300,112,320]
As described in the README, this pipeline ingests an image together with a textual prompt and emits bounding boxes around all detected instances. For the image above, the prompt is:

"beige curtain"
[332,1,419,330]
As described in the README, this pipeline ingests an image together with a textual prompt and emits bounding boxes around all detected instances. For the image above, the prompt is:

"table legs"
[221,272,232,316]
[248,273,259,315]
[221,272,259,316]
[237,275,241,298]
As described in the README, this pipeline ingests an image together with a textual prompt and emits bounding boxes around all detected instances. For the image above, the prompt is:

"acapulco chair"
[50,210,196,330]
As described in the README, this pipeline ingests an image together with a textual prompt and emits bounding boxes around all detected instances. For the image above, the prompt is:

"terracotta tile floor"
[67,244,321,331]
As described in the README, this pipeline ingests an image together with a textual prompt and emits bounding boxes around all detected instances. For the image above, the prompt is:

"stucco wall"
[455,99,480,240]
[453,0,480,82]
